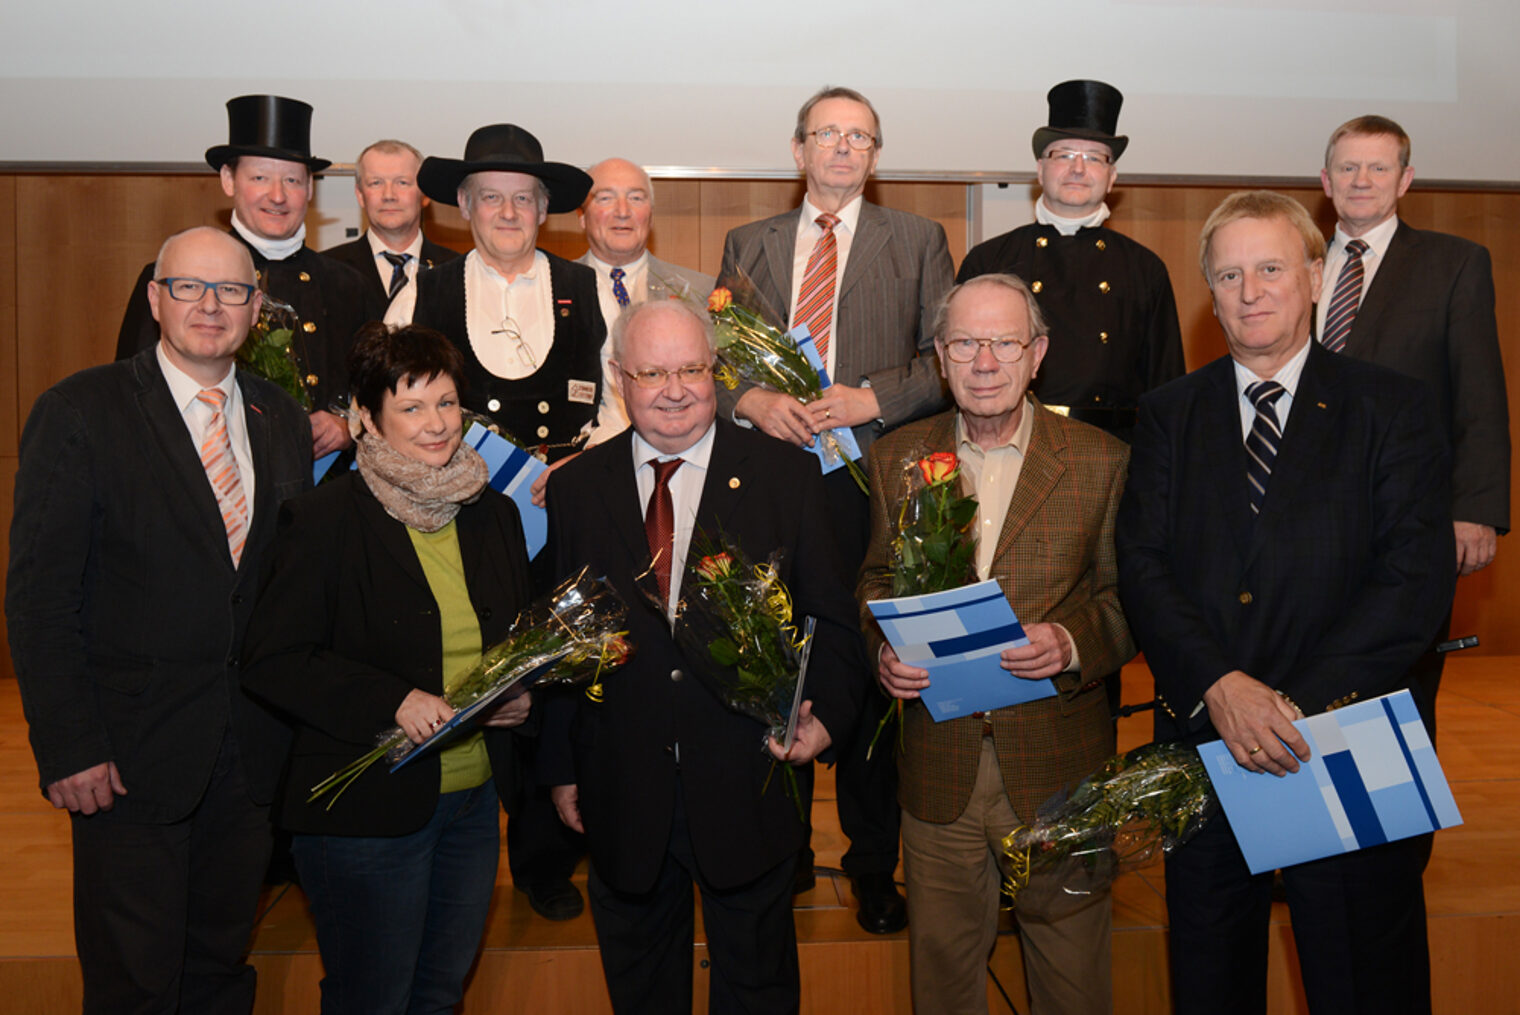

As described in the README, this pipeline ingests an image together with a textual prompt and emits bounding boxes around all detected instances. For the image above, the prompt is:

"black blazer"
[323,231,461,308]
[241,472,533,836]
[1338,219,1510,532]
[539,420,863,893]
[6,348,312,822]
[1116,341,1456,739]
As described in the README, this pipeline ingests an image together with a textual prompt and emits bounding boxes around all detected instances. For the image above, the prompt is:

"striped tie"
[794,212,840,362]
[610,266,631,307]
[1320,239,1368,353]
[1245,380,1286,515]
[382,251,413,300]
[196,388,249,565]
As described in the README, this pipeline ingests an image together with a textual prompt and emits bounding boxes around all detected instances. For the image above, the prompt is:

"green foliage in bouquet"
[236,295,312,410]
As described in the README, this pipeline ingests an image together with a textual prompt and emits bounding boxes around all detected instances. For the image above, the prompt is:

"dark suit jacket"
[1339,219,1509,532]
[538,420,862,893]
[323,231,460,308]
[116,233,385,411]
[718,201,955,458]
[240,472,532,836]
[858,403,1134,823]
[1117,341,1456,740]
[5,347,312,822]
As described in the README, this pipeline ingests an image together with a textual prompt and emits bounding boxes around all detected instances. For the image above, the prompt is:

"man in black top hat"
[116,95,384,458]
[958,80,1183,445]
[386,124,602,922]
[387,124,604,468]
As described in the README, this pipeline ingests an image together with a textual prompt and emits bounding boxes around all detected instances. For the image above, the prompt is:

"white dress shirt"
[632,423,716,620]
[156,344,256,510]
[1035,200,1112,236]
[365,230,425,295]
[584,250,649,446]
[1315,214,1399,340]
[1233,337,1311,441]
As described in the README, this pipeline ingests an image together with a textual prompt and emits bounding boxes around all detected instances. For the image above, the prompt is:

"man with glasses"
[324,139,460,308]
[861,274,1133,1015]
[1316,115,1508,736]
[10,227,313,1013]
[958,80,1183,445]
[718,84,954,934]
[117,95,383,459]
[540,297,861,1012]
[387,124,604,467]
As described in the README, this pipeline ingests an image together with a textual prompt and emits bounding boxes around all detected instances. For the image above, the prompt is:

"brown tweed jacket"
[858,401,1135,824]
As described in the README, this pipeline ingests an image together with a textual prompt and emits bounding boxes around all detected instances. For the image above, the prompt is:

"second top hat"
[205,95,332,173]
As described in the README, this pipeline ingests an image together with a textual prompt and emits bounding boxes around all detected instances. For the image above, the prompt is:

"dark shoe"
[851,872,907,934]
[517,879,584,921]
[792,848,817,895]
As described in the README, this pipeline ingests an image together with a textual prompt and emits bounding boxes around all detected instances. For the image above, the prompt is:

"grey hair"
[793,85,882,147]
[457,174,551,215]
[610,298,716,363]
[931,273,1049,340]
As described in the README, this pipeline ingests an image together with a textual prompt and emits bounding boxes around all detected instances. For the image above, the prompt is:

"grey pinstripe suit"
[717,201,955,460]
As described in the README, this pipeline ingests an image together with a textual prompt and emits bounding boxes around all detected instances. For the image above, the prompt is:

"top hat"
[204,95,331,173]
[1030,80,1129,162]
[419,125,592,214]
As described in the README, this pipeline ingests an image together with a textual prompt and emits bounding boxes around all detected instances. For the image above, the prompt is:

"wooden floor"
[1,658,1517,1013]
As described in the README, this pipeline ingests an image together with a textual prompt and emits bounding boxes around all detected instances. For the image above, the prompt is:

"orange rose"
[696,552,735,581]
[917,451,958,486]
[707,288,733,314]
[601,634,634,669]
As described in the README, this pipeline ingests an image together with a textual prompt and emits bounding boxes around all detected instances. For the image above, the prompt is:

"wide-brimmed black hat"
[1031,80,1129,162]
[205,95,331,173]
[419,125,592,213]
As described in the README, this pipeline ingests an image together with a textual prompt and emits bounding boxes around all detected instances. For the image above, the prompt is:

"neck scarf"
[355,432,489,532]
[1035,200,1111,236]
[231,211,306,261]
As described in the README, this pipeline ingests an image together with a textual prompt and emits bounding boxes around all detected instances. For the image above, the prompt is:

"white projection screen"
[2,0,1516,185]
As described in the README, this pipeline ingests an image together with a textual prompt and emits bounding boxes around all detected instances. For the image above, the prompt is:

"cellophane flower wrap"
[705,278,869,494]
[868,451,979,757]
[656,538,813,819]
[237,294,312,411]
[999,742,1217,919]
[308,566,633,809]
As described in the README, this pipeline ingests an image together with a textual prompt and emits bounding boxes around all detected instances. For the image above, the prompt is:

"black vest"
[413,252,605,462]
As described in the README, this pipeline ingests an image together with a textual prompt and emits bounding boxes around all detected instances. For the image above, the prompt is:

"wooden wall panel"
[0,177,16,458]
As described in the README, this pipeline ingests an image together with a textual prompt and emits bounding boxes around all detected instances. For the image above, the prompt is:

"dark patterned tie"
[644,458,684,604]
[610,266,631,307]
[1245,380,1287,514]
[1319,238,1368,353]
[794,212,840,361]
[382,251,413,300]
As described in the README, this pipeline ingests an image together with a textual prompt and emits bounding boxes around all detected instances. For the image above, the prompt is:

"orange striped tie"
[196,388,249,566]
[794,212,840,362]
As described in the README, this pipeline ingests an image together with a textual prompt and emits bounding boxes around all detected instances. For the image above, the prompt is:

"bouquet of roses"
[706,279,869,494]
[237,294,312,411]
[867,451,979,757]
[659,538,814,820]
[999,742,1217,919]
[308,567,633,809]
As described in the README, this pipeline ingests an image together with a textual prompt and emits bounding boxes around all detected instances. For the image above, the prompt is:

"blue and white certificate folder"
[1198,690,1461,874]
[465,423,548,558]
[867,579,1054,722]
[789,324,863,475]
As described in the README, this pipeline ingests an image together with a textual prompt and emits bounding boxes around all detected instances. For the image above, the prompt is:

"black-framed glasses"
[807,127,877,151]
[618,363,714,389]
[942,336,1034,364]
[155,277,257,306]
[1043,148,1113,167]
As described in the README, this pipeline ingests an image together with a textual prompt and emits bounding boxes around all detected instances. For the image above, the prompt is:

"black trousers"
[71,733,273,1015]
[1166,809,1431,1015]
[587,789,799,1014]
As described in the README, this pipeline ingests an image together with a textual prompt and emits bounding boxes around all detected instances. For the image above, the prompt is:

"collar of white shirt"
[799,194,863,237]
[1232,336,1312,441]
[1035,200,1111,236]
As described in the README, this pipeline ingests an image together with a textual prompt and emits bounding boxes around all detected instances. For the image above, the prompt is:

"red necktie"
[196,387,249,565]
[645,458,684,604]
[794,212,840,362]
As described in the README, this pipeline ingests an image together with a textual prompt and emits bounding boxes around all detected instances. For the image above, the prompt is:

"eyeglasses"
[806,127,877,151]
[154,277,258,306]
[942,336,1035,364]
[1043,149,1113,167]
[491,317,538,370]
[619,363,714,388]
